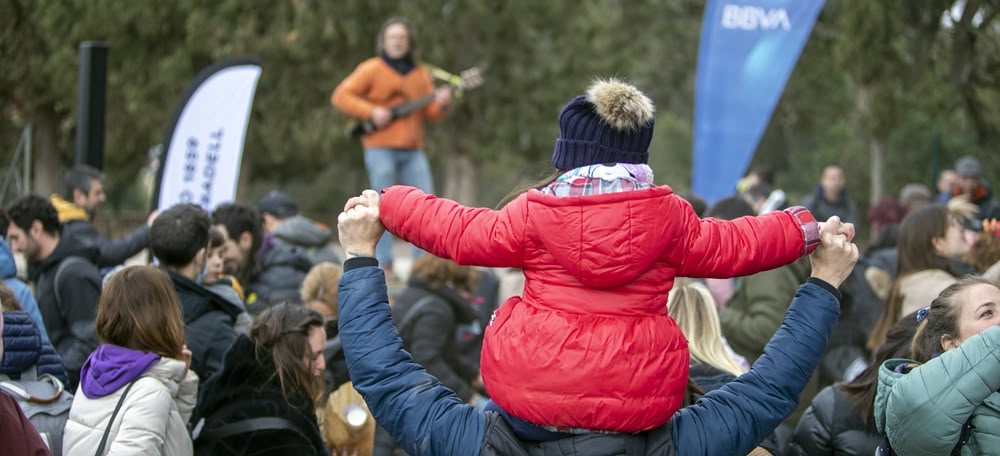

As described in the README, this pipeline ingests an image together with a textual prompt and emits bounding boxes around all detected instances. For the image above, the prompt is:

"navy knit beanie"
[551,79,655,171]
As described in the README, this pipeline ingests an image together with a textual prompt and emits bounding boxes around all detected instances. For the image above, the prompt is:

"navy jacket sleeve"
[672,281,840,456]
[338,265,486,456]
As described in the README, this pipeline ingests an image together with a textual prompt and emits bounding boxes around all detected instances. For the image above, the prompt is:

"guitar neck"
[390,94,436,118]
[391,84,460,119]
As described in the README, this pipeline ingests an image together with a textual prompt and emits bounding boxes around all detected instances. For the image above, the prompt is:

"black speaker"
[75,41,108,170]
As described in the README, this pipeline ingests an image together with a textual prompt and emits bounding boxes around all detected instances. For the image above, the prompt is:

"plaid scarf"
[541,164,654,197]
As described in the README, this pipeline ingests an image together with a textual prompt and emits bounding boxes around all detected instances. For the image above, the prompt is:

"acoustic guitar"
[346,66,484,138]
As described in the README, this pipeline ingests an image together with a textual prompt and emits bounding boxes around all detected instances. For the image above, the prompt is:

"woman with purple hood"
[63,266,198,455]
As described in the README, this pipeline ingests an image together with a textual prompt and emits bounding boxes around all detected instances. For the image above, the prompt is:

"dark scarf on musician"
[381,52,415,75]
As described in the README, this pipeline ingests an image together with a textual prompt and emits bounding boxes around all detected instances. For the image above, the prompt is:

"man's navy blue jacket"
[338,262,840,456]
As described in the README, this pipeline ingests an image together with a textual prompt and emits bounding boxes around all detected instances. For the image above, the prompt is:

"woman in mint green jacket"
[875,277,1000,456]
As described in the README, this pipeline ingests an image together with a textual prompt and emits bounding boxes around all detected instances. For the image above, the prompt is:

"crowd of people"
[1,14,1000,456]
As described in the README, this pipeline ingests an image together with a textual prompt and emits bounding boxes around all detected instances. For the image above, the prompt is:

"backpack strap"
[95,379,137,456]
[52,256,91,322]
[197,417,305,444]
[398,295,440,335]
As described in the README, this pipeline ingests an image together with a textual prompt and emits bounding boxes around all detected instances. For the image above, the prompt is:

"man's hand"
[434,87,453,108]
[371,107,392,128]
[809,216,859,288]
[338,190,384,259]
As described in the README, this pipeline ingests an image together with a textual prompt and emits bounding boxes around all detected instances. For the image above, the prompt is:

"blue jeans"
[364,148,434,267]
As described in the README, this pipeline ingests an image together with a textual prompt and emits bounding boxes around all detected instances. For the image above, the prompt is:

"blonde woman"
[63,266,197,456]
[667,279,747,388]
[668,279,780,456]
[301,262,343,325]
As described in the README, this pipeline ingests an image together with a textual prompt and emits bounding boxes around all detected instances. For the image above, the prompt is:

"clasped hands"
[811,216,859,289]
[338,190,385,259]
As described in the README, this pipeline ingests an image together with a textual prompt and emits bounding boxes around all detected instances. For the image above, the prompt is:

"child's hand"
[818,216,855,242]
[344,189,380,212]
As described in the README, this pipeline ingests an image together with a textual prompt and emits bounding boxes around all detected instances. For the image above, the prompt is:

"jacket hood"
[0,238,16,280]
[166,270,244,323]
[258,234,314,271]
[50,194,90,223]
[0,311,43,374]
[524,187,678,288]
[874,358,912,434]
[79,344,160,398]
[273,216,331,247]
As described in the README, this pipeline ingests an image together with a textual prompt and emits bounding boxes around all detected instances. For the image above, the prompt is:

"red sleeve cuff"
[784,206,820,255]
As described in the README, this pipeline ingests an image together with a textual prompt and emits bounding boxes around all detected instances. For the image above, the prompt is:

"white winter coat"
[63,357,198,456]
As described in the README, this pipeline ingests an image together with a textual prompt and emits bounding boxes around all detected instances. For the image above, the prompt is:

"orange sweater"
[332,57,447,150]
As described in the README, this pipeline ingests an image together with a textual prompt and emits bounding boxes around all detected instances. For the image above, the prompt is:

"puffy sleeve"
[379,186,526,268]
[675,206,820,278]
[174,368,198,425]
[878,326,1000,456]
[108,384,173,455]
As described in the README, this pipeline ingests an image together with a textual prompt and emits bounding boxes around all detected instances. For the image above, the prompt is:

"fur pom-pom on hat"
[586,79,655,131]
[551,78,656,171]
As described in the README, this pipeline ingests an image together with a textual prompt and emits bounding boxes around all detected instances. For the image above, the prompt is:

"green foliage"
[2,0,1000,218]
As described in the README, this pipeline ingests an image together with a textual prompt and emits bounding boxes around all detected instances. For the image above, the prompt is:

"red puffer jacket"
[379,185,818,432]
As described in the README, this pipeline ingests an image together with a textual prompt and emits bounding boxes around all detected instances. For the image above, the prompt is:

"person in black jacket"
[213,202,312,313]
[150,204,247,383]
[787,310,921,456]
[5,194,100,391]
[51,165,156,268]
[195,303,328,455]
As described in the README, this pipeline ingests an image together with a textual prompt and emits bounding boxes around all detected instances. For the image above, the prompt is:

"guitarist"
[332,16,452,280]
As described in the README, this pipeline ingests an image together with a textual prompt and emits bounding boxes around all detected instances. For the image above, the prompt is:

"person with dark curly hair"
[5,194,101,390]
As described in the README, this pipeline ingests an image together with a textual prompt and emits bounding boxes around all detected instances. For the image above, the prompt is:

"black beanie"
[551,79,655,171]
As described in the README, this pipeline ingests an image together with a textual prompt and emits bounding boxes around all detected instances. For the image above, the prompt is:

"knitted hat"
[955,155,982,177]
[551,79,655,171]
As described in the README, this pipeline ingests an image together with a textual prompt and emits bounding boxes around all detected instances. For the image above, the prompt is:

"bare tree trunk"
[870,136,885,205]
[31,110,64,197]
[442,150,477,205]
[854,84,884,205]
